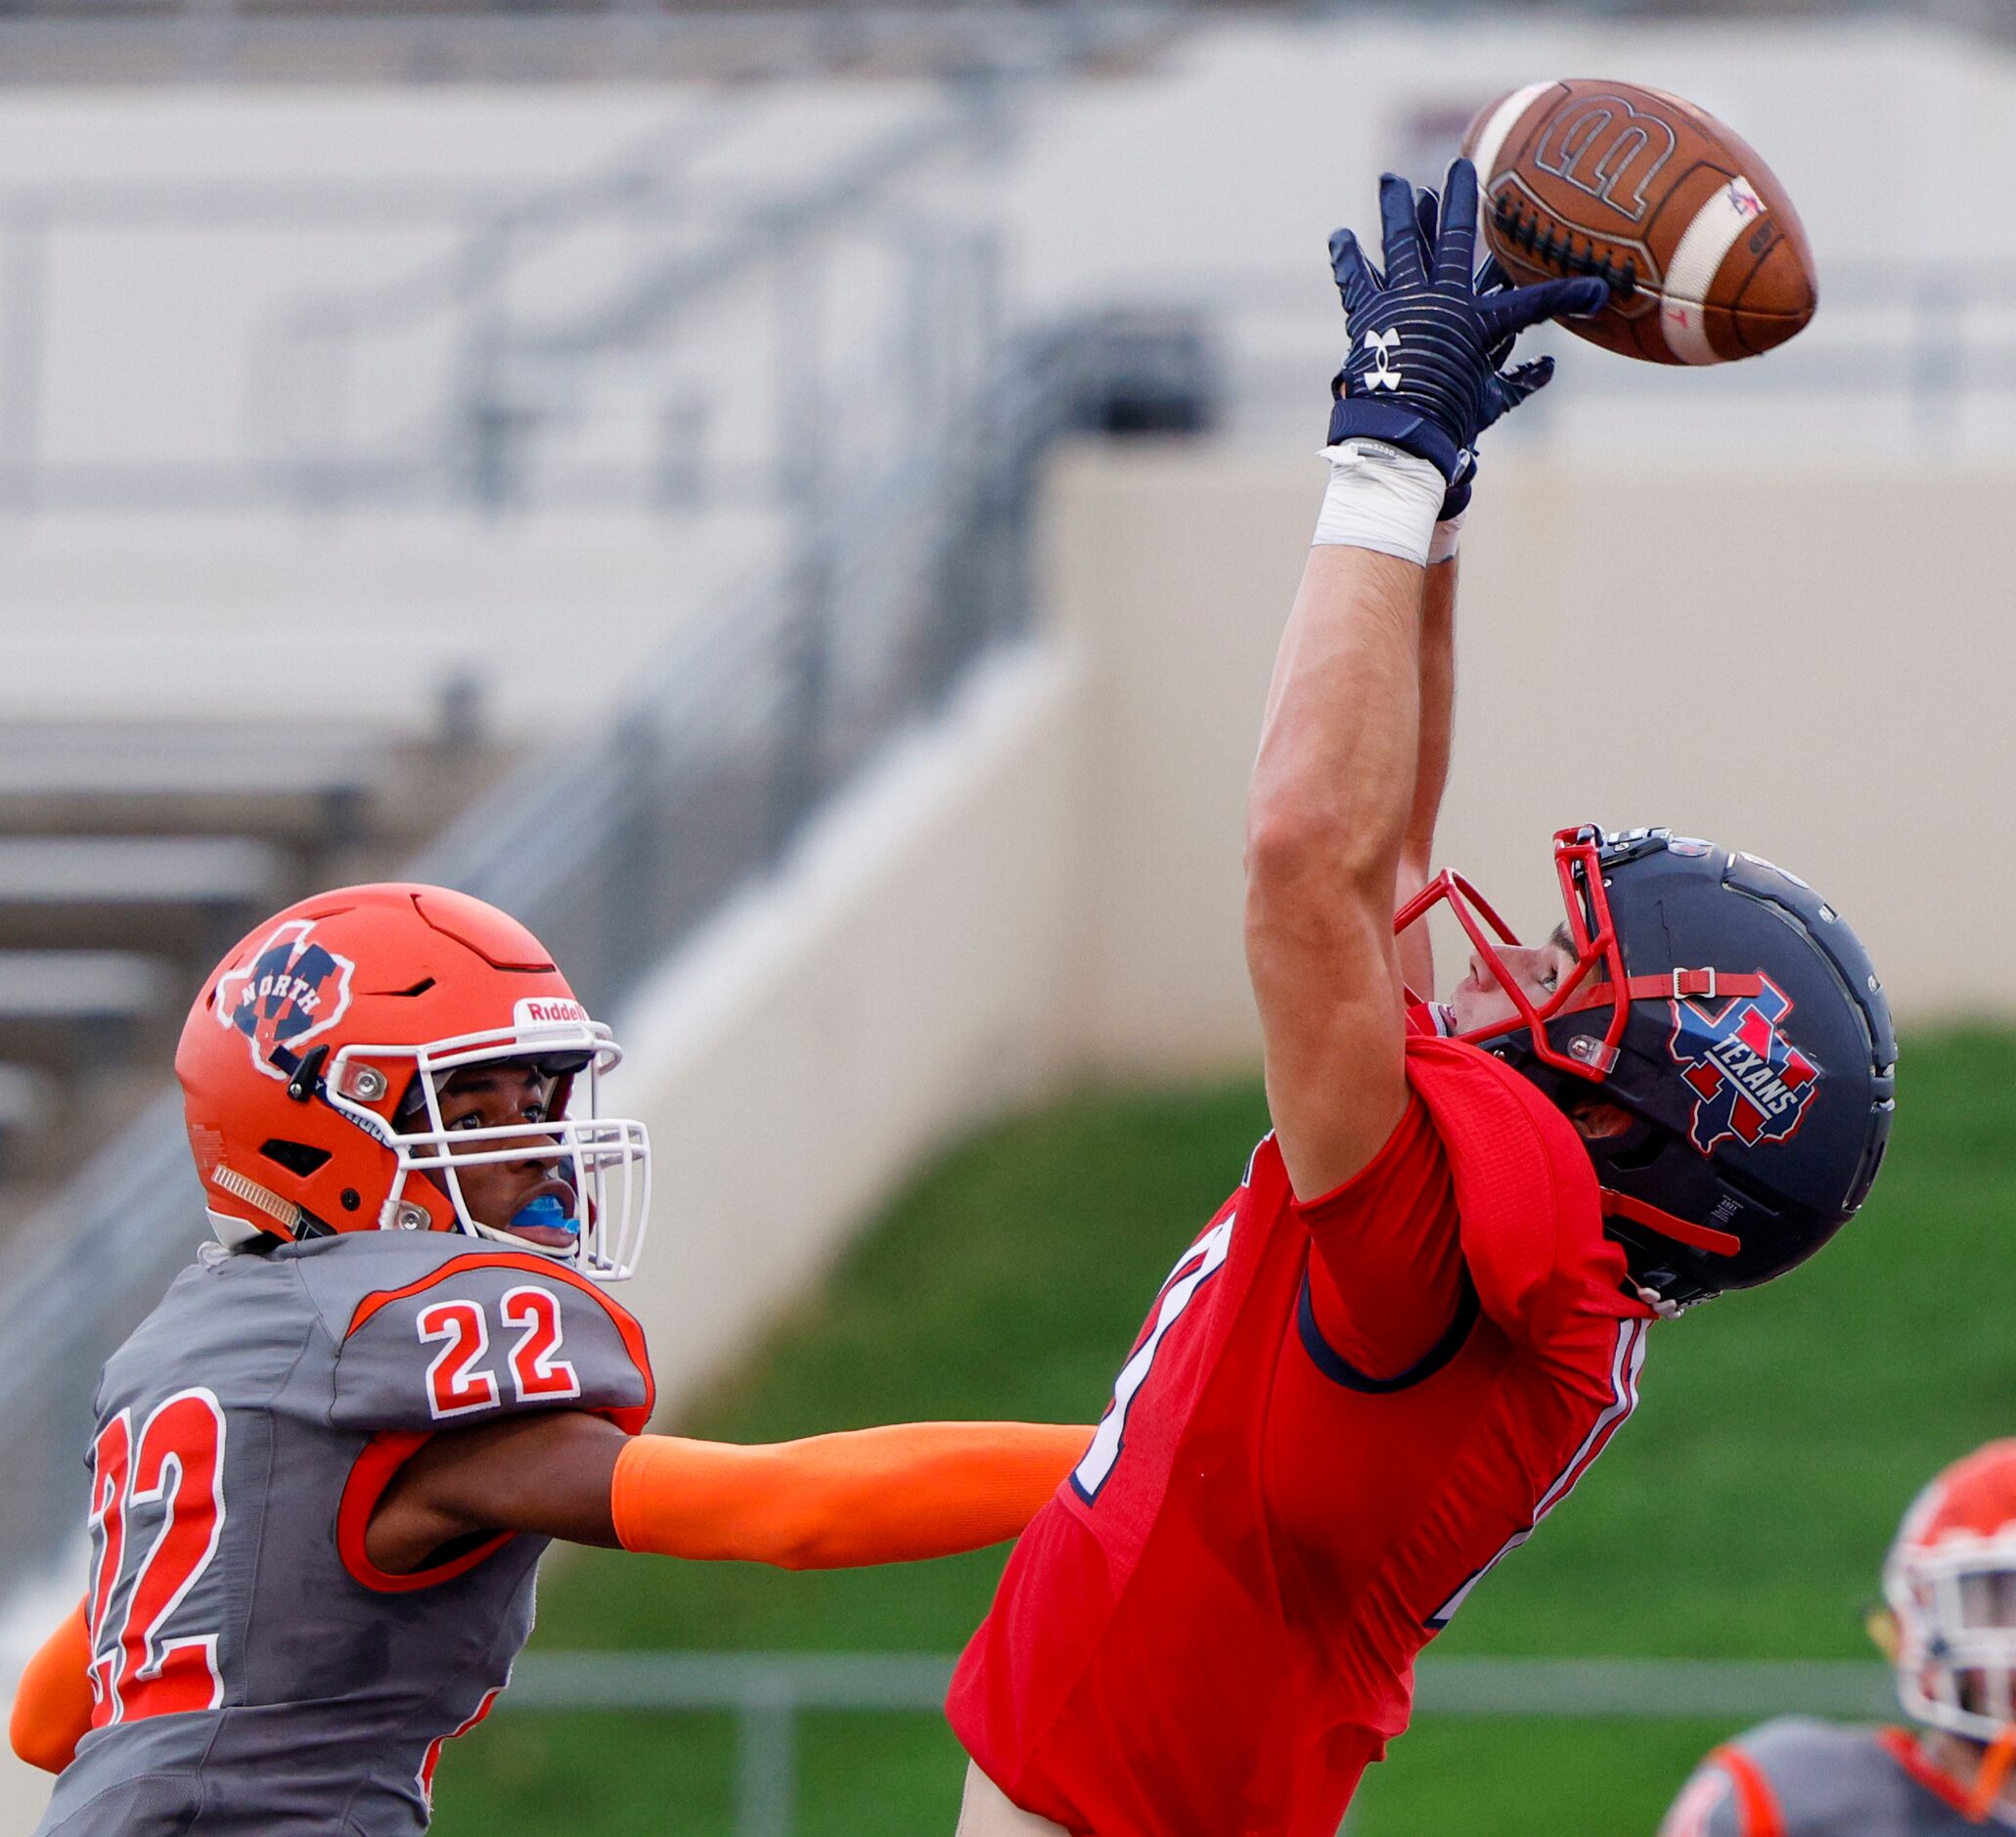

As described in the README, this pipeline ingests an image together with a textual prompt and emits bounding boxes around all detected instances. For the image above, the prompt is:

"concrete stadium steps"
[0,950,173,1073]
[0,509,779,733]
[0,720,517,859]
[0,716,520,1253]
[0,835,279,955]
[0,724,380,848]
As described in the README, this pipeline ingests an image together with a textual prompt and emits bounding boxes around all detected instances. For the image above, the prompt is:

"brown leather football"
[1459,79,1815,365]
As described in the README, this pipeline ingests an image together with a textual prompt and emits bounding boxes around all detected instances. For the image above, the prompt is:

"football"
[1459,79,1815,365]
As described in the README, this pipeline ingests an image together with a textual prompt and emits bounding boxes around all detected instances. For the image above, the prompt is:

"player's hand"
[1326,157,1607,496]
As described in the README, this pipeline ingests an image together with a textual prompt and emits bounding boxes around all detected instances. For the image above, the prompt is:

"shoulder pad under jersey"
[293,1234,654,1435]
[1663,1719,1944,1837]
[1403,1036,1632,1343]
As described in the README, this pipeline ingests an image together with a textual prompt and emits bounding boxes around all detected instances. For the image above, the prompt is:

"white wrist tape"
[1428,511,1465,566]
[1312,439,1446,566]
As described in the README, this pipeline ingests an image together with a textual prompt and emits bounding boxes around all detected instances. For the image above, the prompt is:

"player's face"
[431,1064,576,1250]
[1448,927,1579,1035]
[1958,1566,2016,1631]
[1951,1564,2016,1731]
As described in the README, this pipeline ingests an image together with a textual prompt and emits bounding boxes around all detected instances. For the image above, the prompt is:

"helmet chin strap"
[1600,1188,1741,1257]
[1628,1283,1684,1322]
[1965,1724,2016,1823]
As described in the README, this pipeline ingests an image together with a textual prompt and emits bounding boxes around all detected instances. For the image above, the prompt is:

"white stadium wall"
[598,641,1093,1404]
[1041,440,2008,1054]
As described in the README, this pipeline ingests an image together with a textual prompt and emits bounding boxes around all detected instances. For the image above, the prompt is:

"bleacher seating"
[0,951,170,1071]
[0,720,507,1243]
[0,836,279,956]
[0,74,992,1267]
[0,726,378,847]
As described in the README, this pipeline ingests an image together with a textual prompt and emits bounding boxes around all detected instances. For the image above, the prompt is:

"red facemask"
[1394,825,1753,1262]
[1396,824,1767,1079]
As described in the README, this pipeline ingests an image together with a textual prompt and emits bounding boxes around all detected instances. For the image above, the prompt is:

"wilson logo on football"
[214,920,356,1081]
[1667,975,1819,1154]
[1534,95,1678,222]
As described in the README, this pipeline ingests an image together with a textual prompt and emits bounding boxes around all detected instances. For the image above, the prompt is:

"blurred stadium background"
[0,0,2008,1831]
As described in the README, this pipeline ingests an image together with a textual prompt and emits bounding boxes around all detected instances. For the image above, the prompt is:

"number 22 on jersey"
[86,1387,228,1727]
[417,1285,581,1421]
[1073,1216,1234,1501]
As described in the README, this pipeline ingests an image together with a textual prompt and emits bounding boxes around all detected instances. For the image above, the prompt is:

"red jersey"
[948,1034,1653,1837]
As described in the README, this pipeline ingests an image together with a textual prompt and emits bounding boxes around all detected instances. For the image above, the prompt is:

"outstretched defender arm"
[9,1600,91,1774]
[9,1415,1091,1775]
[365,1411,1091,1576]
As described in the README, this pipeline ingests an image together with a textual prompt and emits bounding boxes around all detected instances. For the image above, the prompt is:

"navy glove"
[1410,187,1535,521]
[1327,158,1607,500]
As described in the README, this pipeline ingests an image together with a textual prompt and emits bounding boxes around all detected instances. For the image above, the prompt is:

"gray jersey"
[36,1231,653,1837]
[1660,1717,2010,1836]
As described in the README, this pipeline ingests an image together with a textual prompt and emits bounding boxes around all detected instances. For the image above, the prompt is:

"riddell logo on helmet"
[215,920,356,1081]
[514,998,588,1028]
[1667,975,1820,1154]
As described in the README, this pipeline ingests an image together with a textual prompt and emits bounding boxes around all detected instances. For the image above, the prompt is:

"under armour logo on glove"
[1362,328,1404,391]
[1326,158,1609,491]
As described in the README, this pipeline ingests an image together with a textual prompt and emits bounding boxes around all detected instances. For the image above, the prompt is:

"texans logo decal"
[215,920,356,1081]
[1668,975,1819,1154]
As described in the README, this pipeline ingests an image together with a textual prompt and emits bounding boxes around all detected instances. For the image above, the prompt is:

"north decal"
[215,920,356,1081]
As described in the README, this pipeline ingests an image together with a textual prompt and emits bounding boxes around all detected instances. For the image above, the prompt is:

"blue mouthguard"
[509,1193,581,1239]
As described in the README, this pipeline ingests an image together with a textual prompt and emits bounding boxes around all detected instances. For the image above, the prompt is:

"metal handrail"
[505,1647,1898,1718]
[0,3,1190,87]
[490,1649,1902,1837]
[0,77,1006,511]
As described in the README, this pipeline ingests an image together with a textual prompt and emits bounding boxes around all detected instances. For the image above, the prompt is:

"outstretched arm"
[609,1421,1089,1568]
[366,1411,1089,1576]
[1396,553,1457,1002]
[1252,160,1601,1200]
[1246,536,1423,1200]
[9,1599,92,1773]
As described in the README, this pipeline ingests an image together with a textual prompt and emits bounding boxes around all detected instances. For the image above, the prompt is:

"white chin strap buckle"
[1632,1283,1684,1322]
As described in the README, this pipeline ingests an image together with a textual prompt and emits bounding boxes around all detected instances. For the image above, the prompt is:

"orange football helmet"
[1885,1439,2016,1746]
[175,883,650,1281]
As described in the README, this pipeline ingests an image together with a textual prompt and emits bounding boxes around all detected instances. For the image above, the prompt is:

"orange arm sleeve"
[610,1421,1090,1570]
[10,1600,93,1774]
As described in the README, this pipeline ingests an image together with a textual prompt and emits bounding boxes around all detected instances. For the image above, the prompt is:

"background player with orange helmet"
[1660,1441,2016,1836]
[6,881,1092,1834]
[943,160,1897,1837]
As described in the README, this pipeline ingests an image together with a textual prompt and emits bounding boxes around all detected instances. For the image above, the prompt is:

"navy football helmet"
[1397,826,1897,1309]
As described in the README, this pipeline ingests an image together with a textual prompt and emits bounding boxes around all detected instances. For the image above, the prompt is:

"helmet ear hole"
[1602,1128,1666,1174]
[259,1139,332,1179]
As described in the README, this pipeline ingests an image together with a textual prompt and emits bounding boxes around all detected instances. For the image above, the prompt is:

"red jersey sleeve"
[1293,1094,1470,1386]
[1402,1035,1649,1349]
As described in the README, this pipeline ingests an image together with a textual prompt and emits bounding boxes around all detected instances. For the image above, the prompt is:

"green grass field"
[429,1028,2014,1837]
